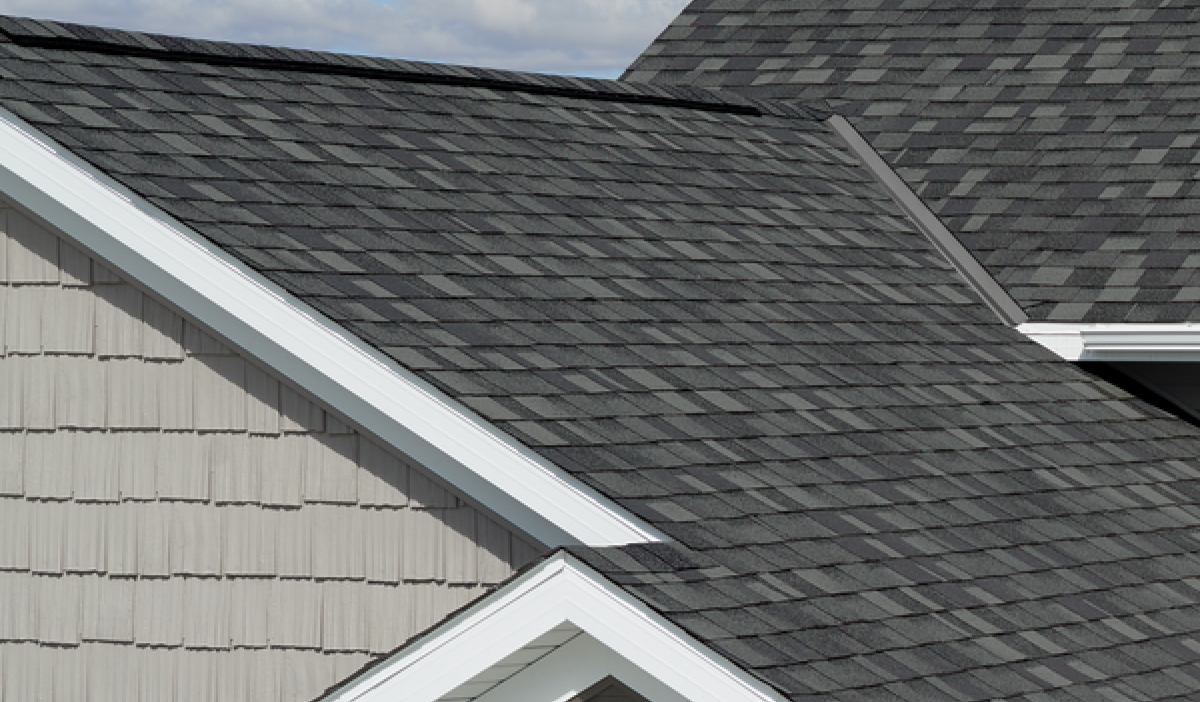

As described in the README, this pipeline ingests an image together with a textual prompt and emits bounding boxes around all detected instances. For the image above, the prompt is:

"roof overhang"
[324,551,786,702]
[1019,323,1200,362]
[0,105,664,548]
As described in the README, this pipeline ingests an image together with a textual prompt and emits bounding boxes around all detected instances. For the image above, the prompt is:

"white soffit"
[0,106,665,548]
[325,552,787,702]
[1019,322,1200,362]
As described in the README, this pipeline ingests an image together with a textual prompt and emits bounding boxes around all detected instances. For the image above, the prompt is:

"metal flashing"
[827,114,1029,327]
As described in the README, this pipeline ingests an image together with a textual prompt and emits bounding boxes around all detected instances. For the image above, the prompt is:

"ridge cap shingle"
[0,13,791,118]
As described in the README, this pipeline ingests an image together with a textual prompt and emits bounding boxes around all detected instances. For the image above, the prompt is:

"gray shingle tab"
[626,0,1200,323]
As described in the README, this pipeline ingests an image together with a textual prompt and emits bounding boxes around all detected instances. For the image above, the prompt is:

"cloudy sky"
[0,0,688,77]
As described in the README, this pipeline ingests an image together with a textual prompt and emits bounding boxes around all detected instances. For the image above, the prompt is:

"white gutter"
[0,105,665,548]
[1019,323,1200,362]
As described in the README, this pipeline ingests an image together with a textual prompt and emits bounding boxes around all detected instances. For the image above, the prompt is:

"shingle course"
[627,0,1200,322]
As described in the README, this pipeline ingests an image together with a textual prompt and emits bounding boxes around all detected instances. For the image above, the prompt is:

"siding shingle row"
[0,208,540,701]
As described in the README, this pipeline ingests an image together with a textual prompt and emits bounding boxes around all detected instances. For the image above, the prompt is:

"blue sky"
[0,0,687,77]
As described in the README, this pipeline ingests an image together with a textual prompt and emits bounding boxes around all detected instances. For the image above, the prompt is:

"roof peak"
[0,14,782,118]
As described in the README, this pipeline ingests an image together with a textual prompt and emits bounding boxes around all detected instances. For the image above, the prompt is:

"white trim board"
[324,551,787,702]
[1019,323,1200,362]
[0,105,665,548]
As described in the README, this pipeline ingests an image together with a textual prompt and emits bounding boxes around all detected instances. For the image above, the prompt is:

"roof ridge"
[0,15,775,117]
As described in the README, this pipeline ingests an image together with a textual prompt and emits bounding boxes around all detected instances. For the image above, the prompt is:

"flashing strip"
[0,105,665,548]
[324,552,787,702]
[1019,322,1200,362]
[827,114,1028,327]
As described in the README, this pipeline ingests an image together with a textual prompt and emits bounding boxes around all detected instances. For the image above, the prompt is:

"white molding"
[326,552,787,702]
[1019,322,1200,362]
[0,106,665,548]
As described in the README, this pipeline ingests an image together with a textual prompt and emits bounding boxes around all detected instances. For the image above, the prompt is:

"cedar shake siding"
[0,205,540,701]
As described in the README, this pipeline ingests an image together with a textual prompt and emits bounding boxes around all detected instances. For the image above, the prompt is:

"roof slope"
[625,0,1200,324]
[5,16,1200,701]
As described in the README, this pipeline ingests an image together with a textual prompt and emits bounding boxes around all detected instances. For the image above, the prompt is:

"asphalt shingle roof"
[7,16,1200,702]
[625,0,1200,323]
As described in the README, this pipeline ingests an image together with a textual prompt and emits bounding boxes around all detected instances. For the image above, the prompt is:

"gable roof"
[625,0,1200,324]
[322,551,787,702]
[6,15,1200,702]
[0,17,676,548]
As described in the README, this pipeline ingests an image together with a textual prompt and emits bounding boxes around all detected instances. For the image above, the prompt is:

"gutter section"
[1019,322,1200,362]
[827,115,1028,327]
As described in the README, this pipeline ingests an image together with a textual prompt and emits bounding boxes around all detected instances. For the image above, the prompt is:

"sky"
[0,0,688,78]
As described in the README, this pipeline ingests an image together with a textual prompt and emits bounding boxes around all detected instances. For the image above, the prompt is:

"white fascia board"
[0,106,664,548]
[327,552,786,702]
[1019,322,1200,362]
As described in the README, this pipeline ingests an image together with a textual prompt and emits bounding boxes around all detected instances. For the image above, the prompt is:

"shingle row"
[625,0,1200,322]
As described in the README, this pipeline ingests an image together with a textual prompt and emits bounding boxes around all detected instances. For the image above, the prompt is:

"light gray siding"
[0,208,540,701]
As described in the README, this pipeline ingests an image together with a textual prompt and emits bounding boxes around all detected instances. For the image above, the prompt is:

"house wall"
[0,207,541,702]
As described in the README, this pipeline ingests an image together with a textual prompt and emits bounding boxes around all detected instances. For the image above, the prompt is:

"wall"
[0,207,541,702]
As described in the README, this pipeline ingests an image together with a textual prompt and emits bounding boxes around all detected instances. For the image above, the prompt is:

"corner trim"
[324,552,787,702]
[0,105,665,548]
[826,114,1028,327]
[1019,322,1200,362]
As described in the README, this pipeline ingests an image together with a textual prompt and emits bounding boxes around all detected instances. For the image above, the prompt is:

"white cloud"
[0,0,688,77]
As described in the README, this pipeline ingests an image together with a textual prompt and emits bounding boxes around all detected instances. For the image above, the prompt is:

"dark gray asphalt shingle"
[626,0,1200,324]
[7,15,1200,702]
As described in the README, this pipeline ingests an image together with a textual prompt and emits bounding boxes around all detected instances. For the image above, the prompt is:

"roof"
[625,0,1200,324]
[5,15,1200,701]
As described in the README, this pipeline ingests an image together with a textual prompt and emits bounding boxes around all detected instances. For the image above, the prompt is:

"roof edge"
[323,550,787,702]
[827,114,1029,327]
[0,103,666,548]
